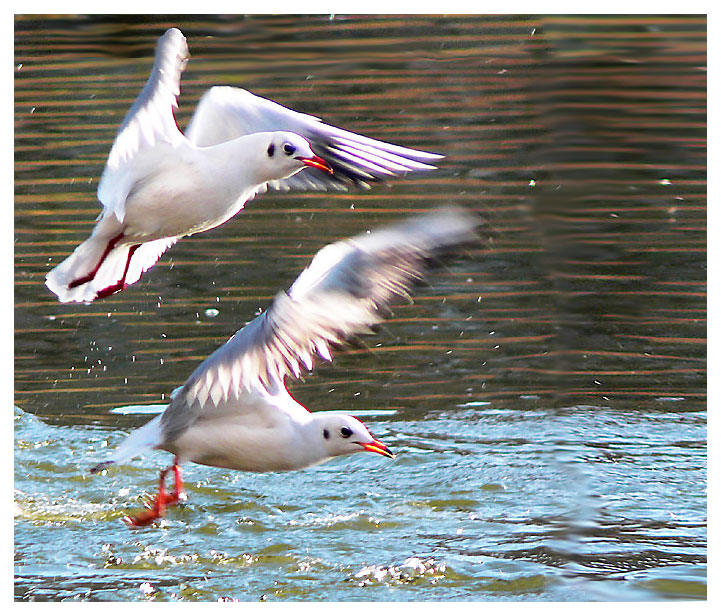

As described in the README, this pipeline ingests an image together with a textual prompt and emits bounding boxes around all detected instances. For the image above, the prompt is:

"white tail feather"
[125,237,177,287]
[90,414,164,473]
[46,232,177,303]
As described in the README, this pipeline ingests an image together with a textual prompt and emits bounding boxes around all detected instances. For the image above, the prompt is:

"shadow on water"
[15,14,705,601]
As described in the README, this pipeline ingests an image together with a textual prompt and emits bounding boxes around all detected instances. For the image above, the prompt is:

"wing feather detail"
[185,86,443,191]
[97,28,190,222]
[159,207,478,443]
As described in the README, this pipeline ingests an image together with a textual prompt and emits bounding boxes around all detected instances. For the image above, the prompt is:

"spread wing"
[97,28,189,222]
[185,86,443,191]
[159,207,479,442]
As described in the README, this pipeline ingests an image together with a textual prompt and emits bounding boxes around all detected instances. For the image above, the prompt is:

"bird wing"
[185,86,443,191]
[159,207,479,443]
[97,28,189,223]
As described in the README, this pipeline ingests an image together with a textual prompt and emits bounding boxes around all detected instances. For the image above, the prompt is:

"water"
[14,15,706,601]
[14,404,706,601]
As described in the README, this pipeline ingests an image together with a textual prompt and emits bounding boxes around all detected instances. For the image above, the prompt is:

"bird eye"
[340,426,353,438]
[323,429,330,440]
[282,142,296,156]
[267,143,275,157]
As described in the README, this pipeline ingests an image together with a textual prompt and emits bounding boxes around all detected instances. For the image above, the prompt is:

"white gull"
[46,27,442,303]
[90,207,478,527]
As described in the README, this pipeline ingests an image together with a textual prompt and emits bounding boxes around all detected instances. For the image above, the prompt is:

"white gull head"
[250,130,333,184]
[308,414,394,461]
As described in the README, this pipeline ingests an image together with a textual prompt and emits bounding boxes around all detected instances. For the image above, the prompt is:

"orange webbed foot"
[122,460,184,528]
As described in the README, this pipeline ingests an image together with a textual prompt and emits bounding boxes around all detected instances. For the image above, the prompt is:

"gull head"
[262,131,333,180]
[313,414,394,461]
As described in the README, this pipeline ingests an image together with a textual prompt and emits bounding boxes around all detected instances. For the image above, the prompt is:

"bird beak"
[299,155,333,174]
[358,439,395,459]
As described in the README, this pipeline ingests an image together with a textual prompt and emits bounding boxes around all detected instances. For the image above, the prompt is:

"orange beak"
[299,155,333,174]
[358,439,395,459]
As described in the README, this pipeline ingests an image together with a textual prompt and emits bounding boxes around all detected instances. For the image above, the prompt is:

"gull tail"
[46,217,177,303]
[90,414,165,474]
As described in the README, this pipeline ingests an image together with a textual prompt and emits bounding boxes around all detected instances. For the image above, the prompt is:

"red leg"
[122,460,186,528]
[95,243,140,299]
[68,231,125,289]
[122,466,172,527]
[169,460,187,503]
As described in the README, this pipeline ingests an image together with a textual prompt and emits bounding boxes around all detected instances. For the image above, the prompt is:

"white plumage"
[46,28,442,304]
[91,207,478,526]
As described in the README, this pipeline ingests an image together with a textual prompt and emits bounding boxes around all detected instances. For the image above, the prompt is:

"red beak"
[358,439,395,459]
[299,155,333,174]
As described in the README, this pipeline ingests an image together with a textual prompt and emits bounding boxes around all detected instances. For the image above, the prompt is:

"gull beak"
[358,439,395,459]
[299,155,333,174]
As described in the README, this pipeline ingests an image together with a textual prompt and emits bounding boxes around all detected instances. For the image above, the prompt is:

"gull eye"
[282,142,296,156]
[323,429,330,440]
[267,143,275,157]
[340,426,353,438]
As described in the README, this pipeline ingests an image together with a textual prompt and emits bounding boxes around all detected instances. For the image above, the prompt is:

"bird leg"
[170,462,187,503]
[68,231,125,289]
[122,459,186,528]
[95,243,140,299]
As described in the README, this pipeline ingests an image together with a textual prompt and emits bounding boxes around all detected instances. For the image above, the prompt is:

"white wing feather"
[97,28,189,223]
[185,86,443,191]
[158,207,479,443]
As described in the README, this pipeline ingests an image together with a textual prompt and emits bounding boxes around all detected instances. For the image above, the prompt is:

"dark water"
[14,15,706,601]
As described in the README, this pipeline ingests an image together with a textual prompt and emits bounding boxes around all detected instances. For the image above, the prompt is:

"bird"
[46,28,443,303]
[89,207,479,527]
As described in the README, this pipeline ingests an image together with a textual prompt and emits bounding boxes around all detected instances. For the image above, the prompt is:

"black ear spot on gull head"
[267,143,275,157]
[282,142,296,156]
[323,428,330,440]
[340,426,353,439]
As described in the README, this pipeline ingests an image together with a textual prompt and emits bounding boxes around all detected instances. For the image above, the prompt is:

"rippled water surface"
[14,15,706,601]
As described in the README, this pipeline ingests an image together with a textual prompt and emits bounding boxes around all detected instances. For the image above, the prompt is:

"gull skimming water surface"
[90,207,479,527]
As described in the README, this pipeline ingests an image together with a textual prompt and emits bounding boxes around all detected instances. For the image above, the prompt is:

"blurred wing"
[185,86,443,190]
[97,28,189,222]
[159,207,479,441]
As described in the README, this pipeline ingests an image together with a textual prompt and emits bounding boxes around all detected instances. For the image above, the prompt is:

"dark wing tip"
[89,461,112,474]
